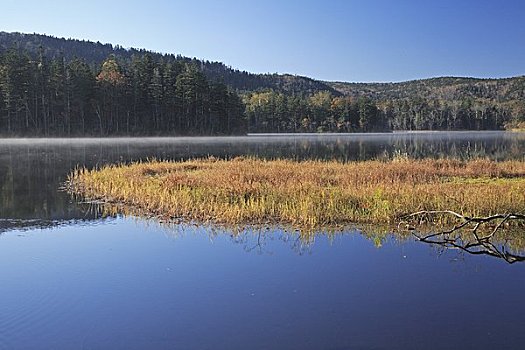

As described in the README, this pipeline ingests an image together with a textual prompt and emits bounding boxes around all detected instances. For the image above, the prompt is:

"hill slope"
[0,31,523,135]
[2,31,524,103]
[0,31,337,95]
[328,76,525,103]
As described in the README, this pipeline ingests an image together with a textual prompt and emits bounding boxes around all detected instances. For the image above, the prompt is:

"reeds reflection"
[80,200,525,263]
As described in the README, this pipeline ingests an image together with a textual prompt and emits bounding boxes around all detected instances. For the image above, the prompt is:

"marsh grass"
[67,157,525,228]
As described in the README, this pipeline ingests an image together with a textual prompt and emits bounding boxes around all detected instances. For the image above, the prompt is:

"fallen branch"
[400,210,525,224]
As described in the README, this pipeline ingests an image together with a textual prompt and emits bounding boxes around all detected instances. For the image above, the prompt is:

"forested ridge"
[0,32,333,95]
[0,31,523,135]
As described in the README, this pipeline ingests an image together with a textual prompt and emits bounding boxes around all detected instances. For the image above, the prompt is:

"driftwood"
[398,210,525,264]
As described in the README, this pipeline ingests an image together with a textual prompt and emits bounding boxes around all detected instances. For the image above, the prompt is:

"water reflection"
[1,132,524,223]
[413,228,525,264]
[3,217,524,350]
[0,217,116,235]
[1,132,524,258]
[1,132,525,350]
[106,210,525,264]
[0,135,522,234]
[0,201,110,234]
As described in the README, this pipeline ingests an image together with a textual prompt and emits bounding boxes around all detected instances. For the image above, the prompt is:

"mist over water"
[1,131,524,223]
[1,131,525,350]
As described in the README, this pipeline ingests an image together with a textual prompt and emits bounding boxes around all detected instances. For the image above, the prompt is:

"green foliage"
[0,32,523,135]
[0,32,338,95]
[0,49,245,135]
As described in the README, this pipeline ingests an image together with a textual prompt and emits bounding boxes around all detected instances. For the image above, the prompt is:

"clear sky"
[1,0,524,82]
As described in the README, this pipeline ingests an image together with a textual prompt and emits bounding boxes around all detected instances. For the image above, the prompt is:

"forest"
[243,91,517,133]
[0,48,244,135]
[0,32,524,135]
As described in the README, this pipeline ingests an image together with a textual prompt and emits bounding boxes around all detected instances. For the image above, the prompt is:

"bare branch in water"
[399,210,525,264]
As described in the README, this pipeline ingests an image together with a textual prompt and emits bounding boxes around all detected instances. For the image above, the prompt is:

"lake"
[1,131,525,350]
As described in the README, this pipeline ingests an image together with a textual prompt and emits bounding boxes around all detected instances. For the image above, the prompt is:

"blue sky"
[1,0,524,82]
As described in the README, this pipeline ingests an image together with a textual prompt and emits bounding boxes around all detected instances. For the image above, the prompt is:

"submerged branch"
[401,210,525,264]
[400,210,525,224]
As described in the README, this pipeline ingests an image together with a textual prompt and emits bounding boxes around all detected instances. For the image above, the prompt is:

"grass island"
[67,157,525,228]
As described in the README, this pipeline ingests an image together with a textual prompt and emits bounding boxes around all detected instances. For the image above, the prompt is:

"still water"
[1,132,525,349]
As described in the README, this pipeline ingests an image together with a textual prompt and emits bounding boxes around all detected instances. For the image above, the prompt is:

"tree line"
[1,46,523,136]
[0,48,245,136]
[243,90,520,133]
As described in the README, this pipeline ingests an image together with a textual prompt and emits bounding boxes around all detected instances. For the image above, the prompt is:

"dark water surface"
[1,132,525,349]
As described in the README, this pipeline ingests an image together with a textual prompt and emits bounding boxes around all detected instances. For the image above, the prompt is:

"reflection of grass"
[67,157,525,228]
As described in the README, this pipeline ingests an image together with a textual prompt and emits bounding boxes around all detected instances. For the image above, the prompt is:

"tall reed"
[67,157,525,227]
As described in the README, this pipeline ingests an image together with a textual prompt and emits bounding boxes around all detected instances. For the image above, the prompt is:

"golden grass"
[67,157,525,228]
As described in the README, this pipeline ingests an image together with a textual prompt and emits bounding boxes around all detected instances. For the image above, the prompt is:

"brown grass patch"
[67,158,525,227]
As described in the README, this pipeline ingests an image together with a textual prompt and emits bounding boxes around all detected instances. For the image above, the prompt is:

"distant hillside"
[0,31,523,135]
[328,76,525,103]
[2,32,524,103]
[0,31,337,95]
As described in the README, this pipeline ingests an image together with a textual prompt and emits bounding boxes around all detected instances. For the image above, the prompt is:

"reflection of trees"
[0,216,115,235]
[0,219,58,233]
[1,133,524,225]
[0,143,94,220]
[388,132,525,161]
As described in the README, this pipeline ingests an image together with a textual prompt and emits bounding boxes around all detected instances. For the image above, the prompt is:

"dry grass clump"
[67,157,525,227]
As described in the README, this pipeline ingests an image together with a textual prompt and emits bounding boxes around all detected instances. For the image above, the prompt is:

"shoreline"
[0,130,520,144]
